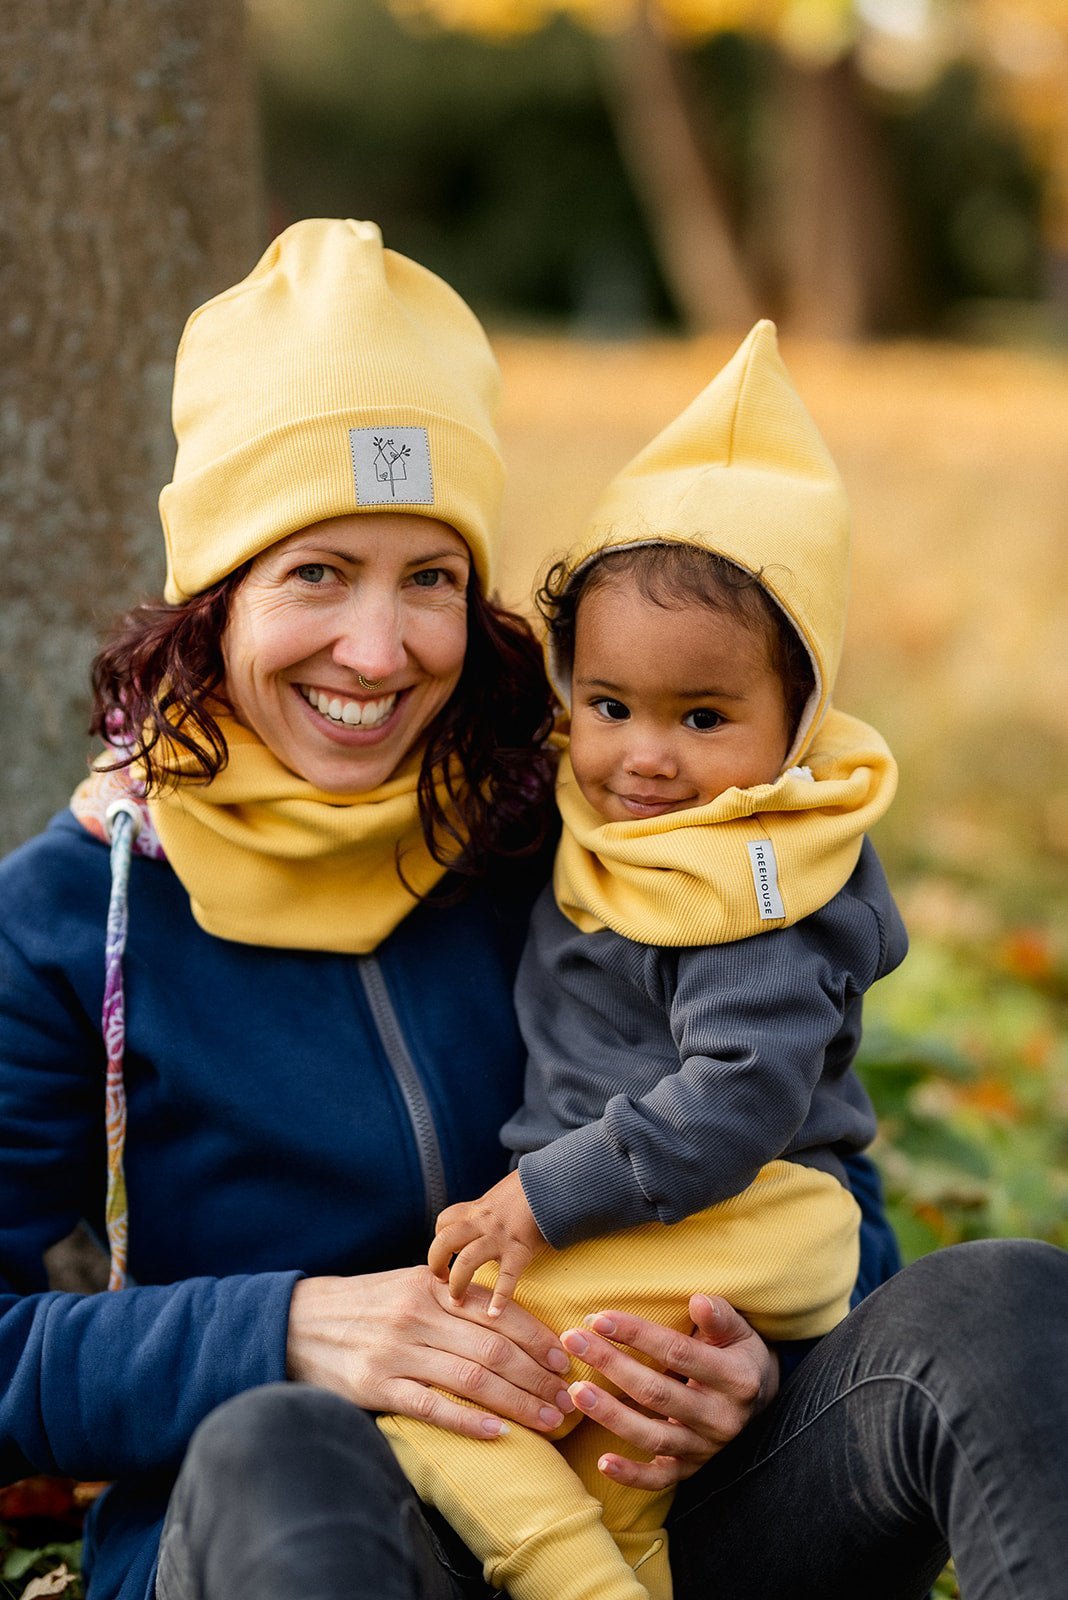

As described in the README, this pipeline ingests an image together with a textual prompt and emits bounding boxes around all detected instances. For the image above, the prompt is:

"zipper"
[357,954,448,1236]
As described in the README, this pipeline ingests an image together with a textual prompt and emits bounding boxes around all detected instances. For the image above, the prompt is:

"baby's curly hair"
[536,542,815,741]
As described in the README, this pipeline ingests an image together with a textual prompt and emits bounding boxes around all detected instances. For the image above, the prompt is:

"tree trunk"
[0,0,263,853]
[594,4,760,332]
[771,51,917,339]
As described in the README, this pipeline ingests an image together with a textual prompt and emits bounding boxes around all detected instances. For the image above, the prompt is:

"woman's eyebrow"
[405,549,470,567]
[283,546,468,567]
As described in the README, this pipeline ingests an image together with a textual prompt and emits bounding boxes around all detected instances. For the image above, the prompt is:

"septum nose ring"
[358,674,384,690]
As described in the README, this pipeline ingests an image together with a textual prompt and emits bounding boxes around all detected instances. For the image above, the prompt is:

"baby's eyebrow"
[675,687,748,701]
[576,675,748,701]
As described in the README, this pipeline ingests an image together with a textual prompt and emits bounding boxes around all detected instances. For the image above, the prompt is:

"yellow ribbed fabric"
[160,219,504,601]
[551,319,851,765]
[146,716,449,952]
[553,707,896,944]
[381,1161,859,1600]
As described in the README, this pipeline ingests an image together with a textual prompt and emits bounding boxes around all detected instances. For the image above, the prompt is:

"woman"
[0,219,1063,1600]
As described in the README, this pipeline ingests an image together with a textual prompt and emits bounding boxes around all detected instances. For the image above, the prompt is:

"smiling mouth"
[613,792,693,814]
[299,684,398,729]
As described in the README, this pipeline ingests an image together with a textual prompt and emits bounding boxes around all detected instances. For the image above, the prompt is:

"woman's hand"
[286,1266,573,1440]
[428,1170,548,1316]
[560,1294,779,1491]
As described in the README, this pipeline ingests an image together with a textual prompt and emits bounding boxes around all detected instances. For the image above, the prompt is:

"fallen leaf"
[21,1564,77,1598]
[0,1479,76,1522]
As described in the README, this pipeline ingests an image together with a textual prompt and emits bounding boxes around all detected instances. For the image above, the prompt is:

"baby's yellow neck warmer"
[554,708,896,946]
[147,715,449,953]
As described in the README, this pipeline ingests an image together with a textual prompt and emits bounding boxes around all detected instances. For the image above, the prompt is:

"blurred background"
[2,0,1066,1262]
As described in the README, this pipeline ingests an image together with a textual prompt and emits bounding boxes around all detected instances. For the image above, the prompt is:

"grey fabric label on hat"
[349,427,433,506]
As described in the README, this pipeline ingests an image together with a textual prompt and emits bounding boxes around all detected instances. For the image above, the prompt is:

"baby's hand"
[428,1171,548,1317]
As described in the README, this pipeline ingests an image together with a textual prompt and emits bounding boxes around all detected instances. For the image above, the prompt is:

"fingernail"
[561,1329,588,1357]
[546,1347,569,1373]
[487,1306,501,1319]
[539,1405,563,1427]
[556,1388,576,1413]
[584,1313,616,1337]
[480,1418,509,1437]
[598,1455,618,1477]
[569,1381,597,1411]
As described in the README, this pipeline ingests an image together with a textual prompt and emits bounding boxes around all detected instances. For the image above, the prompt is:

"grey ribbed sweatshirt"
[504,838,907,1249]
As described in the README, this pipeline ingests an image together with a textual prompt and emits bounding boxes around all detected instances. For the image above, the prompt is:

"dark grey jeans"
[155,1240,1068,1600]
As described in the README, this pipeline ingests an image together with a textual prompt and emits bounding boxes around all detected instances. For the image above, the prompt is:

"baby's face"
[569,578,792,823]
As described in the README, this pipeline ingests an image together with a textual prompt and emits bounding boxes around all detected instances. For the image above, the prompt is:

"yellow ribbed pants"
[380,1160,859,1600]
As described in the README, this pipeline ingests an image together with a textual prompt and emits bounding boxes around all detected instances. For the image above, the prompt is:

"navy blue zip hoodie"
[0,813,897,1599]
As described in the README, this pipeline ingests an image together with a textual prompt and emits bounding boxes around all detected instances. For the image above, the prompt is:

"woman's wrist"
[286,1276,356,1390]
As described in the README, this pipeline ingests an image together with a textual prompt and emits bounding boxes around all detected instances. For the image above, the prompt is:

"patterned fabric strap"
[72,762,167,1291]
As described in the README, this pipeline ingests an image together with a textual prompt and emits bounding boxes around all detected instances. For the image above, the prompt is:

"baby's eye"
[294,563,328,585]
[592,698,630,722]
[683,708,724,731]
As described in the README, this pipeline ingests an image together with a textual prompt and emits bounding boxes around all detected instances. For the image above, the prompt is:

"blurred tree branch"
[389,0,917,333]
[595,2,759,329]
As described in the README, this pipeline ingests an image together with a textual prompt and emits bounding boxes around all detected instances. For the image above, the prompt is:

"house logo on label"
[373,437,412,497]
[350,426,433,507]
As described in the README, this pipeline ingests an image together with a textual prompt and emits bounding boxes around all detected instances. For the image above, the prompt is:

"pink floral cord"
[71,765,166,1291]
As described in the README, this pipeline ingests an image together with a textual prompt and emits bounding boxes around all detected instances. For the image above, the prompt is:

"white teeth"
[300,685,397,729]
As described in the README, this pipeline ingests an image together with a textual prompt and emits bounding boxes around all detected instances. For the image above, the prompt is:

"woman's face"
[222,513,470,793]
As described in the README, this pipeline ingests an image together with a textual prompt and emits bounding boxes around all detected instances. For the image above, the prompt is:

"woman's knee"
[161,1386,456,1600]
[844,1238,1067,1402]
[179,1383,386,1494]
[874,1239,1062,1337]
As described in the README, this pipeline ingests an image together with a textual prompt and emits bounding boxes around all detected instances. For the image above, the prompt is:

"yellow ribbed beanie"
[556,320,850,763]
[160,219,504,601]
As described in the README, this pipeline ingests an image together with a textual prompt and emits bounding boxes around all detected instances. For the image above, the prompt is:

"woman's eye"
[592,698,629,722]
[294,563,328,585]
[411,567,447,588]
[684,708,723,731]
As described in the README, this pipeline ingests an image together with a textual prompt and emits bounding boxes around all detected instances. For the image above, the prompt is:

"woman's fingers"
[287,1269,573,1433]
[439,1275,569,1380]
[559,1324,738,1439]
[569,1302,765,1405]
[382,1378,514,1441]
[427,1276,576,1427]
[555,1296,780,1487]
[567,1377,709,1463]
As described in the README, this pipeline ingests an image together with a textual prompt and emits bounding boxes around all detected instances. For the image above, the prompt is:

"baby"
[379,321,907,1600]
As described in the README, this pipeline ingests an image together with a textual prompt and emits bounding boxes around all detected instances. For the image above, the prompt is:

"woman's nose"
[330,592,407,682]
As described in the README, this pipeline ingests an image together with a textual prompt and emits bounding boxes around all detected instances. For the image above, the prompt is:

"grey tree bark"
[0,0,263,854]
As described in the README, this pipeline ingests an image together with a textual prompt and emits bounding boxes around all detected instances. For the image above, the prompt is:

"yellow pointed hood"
[555,320,850,763]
